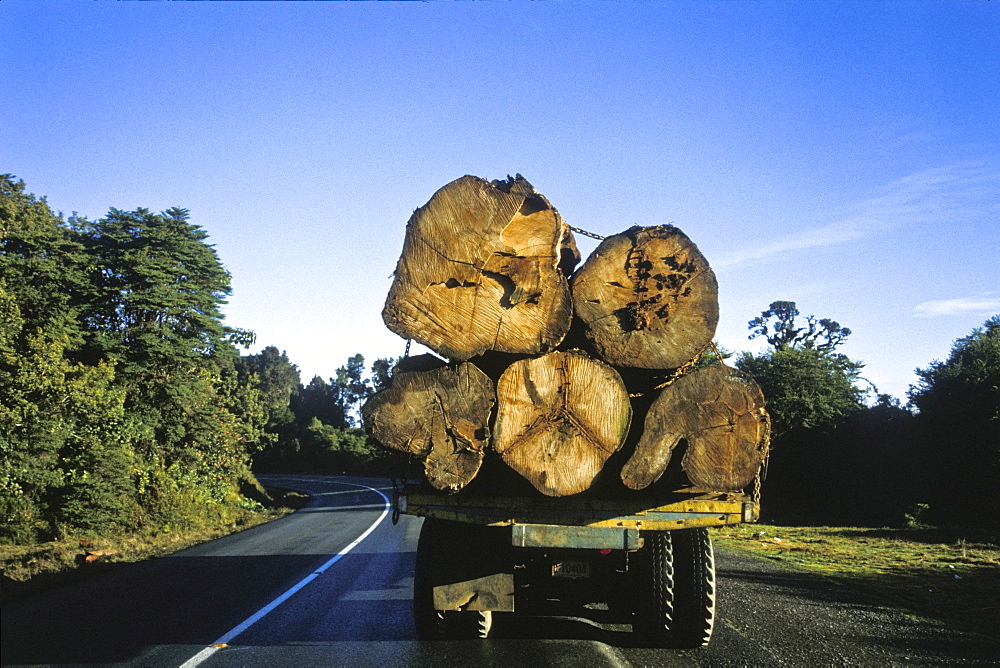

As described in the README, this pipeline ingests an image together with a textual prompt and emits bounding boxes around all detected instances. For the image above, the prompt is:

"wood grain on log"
[492,350,632,497]
[362,356,495,492]
[382,175,577,361]
[620,364,769,492]
[570,225,718,369]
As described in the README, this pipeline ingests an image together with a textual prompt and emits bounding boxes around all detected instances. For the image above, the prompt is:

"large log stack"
[364,175,769,498]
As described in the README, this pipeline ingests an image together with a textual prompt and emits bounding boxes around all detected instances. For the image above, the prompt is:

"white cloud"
[713,162,1000,269]
[912,293,1000,318]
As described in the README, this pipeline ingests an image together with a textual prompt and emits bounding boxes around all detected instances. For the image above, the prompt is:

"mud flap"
[427,520,515,612]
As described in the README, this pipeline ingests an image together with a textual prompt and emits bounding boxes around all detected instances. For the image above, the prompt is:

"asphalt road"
[2,474,995,666]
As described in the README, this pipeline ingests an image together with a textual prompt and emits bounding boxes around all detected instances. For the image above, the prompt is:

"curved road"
[2,475,994,666]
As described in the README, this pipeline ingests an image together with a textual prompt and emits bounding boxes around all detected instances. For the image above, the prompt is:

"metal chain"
[710,341,727,367]
[751,468,763,511]
[390,473,401,525]
[404,339,411,358]
[568,225,606,241]
[390,455,408,525]
[750,413,772,515]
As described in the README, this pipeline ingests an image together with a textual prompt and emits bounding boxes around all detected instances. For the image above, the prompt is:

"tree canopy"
[737,301,866,437]
[0,175,265,543]
[907,315,1000,524]
[736,346,867,437]
[748,300,852,353]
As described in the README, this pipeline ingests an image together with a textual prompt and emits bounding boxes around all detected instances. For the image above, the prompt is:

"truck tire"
[632,530,676,647]
[632,528,716,647]
[413,519,446,640]
[443,610,493,639]
[668,527,716,648]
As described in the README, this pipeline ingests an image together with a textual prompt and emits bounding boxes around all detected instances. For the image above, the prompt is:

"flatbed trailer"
[402,488,758,647]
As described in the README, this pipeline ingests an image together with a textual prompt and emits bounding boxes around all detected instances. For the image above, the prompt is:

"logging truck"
[363,174,771,647]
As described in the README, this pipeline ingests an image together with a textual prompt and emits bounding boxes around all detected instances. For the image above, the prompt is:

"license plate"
[552,560,591,579]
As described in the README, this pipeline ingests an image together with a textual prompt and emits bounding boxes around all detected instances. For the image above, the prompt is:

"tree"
[370,357,398,393]
[907,315,1000,525]
[738,301,866,436]
[249,353,399,474]
[335,354,374,427]
[0,177,130,541]
[1,177,269,542]
[76,206,247,461]
[295,376,349,430]
[236,346,301,433]
[736,347,866,437]
[0,176,90,348]
[78,207,233,366]
[748,301,852,353]
[909,315,1000,426]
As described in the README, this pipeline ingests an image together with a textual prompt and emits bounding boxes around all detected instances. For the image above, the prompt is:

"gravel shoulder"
[692,546,999,666]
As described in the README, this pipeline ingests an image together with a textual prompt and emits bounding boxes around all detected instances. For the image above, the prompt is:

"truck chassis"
[403,489,756,647]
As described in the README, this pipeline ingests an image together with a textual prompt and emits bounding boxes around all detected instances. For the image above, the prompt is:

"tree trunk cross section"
[571,225,719,369]
[362,357,495,492]
[493,350,632,497]
[382,175,578,361]
[622,364,769,491]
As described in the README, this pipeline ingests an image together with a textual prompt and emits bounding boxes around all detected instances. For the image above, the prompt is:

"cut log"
[361,356,495,493]
[382,174,577,361]
[492,350,632,497]
[570,225,719,369]
[620,364,769,492]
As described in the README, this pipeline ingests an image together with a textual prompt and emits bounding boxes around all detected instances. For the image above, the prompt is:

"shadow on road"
[2,546,413,665]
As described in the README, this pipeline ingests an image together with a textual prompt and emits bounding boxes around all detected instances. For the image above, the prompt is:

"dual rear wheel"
[632,528,717,648]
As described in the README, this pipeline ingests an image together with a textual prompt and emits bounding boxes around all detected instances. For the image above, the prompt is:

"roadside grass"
[0,488,309,603]
[713,523,1000,637]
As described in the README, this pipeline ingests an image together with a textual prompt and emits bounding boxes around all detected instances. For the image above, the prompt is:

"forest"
[2,174,998,553]
[0,175,389,545]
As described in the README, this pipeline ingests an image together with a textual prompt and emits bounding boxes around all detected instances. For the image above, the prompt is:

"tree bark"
[620,364,770,492]
[570,225,719,369]
[382,175,578,361]
[492,350,632,497]
[361,355,495,493]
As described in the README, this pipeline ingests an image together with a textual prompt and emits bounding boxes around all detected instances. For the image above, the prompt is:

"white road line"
[179,481,391,668]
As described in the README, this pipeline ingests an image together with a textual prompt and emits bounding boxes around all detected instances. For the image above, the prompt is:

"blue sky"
[3,1,998,401]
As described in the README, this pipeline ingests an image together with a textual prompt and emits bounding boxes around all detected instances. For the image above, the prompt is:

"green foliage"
[296,375,348,430]
[336,353,373,427]
[299,419,388,473]
[737,301,901,526]
[0,177,90,348]
[370,357,398,393]
[236,346,301,433]
[908,315,1000,427]
[903,503,933,530]
[246,353,394,474]
[740,301,867,436]
[907,315,1000,525]
[693,341,733,369]
[76,206,233,366]
[0,175,266,544]
[737,346,867,436]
